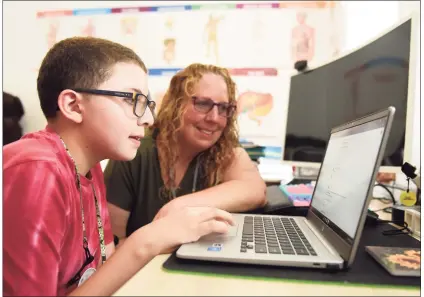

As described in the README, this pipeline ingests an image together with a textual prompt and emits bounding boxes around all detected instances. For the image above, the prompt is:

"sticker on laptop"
[207,243,223,252]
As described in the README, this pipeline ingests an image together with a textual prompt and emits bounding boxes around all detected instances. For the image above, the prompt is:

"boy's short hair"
[37,37,147,119]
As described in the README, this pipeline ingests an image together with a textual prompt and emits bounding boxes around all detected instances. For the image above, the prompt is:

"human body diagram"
[204,14,225,64]
[291,12,315,63]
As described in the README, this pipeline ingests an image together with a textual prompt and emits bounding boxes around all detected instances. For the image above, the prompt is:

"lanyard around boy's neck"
[58,136,107,265]
[170,156,200,200]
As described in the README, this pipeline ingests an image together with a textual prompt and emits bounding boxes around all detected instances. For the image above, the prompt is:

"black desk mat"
[163,224,420,288]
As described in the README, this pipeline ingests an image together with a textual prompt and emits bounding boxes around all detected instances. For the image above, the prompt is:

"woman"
[104,63,267,247]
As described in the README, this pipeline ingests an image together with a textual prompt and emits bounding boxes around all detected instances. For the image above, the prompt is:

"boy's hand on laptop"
[153,198,186,221]
[146,206,235,255]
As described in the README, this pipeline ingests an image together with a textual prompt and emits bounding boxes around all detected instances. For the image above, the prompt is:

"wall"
[340,1,399,53]
[333,1,420,167]
[398,1,420,19]
[3,1,420,166]
[4,1,211,133]
[398,1,421,169]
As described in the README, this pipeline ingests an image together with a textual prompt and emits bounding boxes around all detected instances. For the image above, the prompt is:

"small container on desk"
[279,183,314,207]
[404,208,421,237]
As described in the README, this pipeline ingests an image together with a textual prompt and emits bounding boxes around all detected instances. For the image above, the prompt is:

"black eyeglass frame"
[70,88,156,118]
[191,96,236,118]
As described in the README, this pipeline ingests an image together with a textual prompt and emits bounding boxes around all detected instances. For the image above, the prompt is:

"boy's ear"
[57,89,84,124]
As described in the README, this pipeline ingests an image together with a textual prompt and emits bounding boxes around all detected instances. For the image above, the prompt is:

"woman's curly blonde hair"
[152,63,239,197]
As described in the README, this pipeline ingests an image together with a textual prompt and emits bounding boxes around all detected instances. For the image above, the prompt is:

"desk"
[113,200,419,296]
[113,254,419,296]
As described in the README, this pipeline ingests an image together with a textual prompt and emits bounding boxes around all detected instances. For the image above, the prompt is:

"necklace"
[59,136,106,265]
[169,156,201,200]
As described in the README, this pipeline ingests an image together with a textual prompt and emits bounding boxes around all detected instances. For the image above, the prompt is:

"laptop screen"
[310,116,387,240]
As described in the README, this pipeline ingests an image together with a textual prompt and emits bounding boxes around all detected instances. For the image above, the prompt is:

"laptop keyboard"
[241,216,317,256]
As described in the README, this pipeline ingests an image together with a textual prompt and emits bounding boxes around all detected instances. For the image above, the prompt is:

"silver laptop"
[177,107,395,270]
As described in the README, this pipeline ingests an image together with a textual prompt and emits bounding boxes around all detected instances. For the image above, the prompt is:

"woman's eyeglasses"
[66,244,94,288]
[192,96,236,118]
[71,88,156,118]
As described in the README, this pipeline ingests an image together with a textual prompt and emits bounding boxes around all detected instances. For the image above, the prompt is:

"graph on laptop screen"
[311,117,386,238]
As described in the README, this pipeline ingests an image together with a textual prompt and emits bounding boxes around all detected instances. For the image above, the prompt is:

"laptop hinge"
[304,219,340,258]
[326,262,347,271]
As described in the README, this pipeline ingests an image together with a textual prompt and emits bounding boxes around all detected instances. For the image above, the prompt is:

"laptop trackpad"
[201,223,239,241]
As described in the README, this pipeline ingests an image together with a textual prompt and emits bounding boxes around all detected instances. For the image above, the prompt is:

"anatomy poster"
[36,2,341,69]
[35,1,342,149]
[288,8,341,68]
[233,68,293,147]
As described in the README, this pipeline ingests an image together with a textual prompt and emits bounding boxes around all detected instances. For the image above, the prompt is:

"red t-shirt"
[3,126,113,296]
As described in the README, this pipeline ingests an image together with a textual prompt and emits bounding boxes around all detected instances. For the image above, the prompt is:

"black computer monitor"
[283,14,419,172]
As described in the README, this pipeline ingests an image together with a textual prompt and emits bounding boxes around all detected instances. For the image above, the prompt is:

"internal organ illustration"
[121,17,138,35]
[163,38,176,65]
[81,19,95,37]
[120,17,138,51]
[291,11,315,63]
[237,91,273,125]
[47,20,59,49]
[163,17,176,65]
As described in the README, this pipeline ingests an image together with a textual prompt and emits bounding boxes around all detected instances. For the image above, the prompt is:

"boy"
[3,37,234,296]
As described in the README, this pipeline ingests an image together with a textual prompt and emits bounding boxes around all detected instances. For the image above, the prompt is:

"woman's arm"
[155,148,267,220]
[104,151,141,247]
[108,203,130,247]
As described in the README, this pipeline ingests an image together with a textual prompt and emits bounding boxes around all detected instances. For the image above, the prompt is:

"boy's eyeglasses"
[72,88,156,118]
[192,96,236,118]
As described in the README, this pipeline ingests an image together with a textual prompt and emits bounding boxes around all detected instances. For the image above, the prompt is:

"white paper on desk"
[257,159,293,184]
